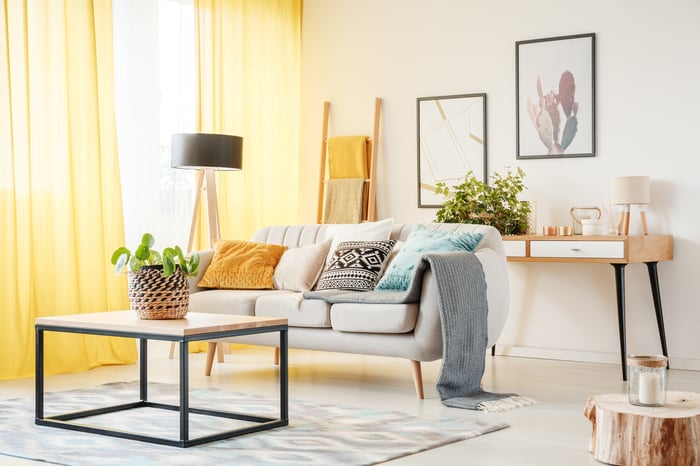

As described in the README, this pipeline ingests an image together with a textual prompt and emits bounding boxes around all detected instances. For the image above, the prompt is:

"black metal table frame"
[612,261,669,381]
[35,322,288,447]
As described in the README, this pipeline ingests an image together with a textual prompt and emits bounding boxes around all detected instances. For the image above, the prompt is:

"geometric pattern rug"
[0,381,508,465]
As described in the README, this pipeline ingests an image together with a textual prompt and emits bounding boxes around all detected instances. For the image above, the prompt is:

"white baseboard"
[494,345,700,372]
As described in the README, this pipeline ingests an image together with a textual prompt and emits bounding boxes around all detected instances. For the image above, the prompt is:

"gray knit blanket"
[305,252,531,410]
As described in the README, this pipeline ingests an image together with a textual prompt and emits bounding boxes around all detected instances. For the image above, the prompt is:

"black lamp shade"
[171,133,243,170]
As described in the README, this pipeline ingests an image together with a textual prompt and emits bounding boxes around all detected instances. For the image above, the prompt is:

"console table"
[502,234,673,380]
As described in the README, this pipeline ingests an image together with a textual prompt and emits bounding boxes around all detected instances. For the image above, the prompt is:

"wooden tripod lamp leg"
[640,206,649,235]
[187,170,205,253]
[317,101,331,224]
[204,168,220,248]
[616,206,625,235]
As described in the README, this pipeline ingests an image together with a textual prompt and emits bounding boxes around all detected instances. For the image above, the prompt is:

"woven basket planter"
[127,265,189,320]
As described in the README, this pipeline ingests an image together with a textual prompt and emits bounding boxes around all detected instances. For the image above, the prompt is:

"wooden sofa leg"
[168,342,176,359]
[411,360,424,399]
[216,342,225,363]
[205,342,220,376]
[274,347,280,365]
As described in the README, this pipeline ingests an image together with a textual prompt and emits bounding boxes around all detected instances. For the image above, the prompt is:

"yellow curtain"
[0,0,137,380]
[194,0,301,248]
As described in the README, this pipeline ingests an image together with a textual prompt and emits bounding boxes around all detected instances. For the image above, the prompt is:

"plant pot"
[127,265,189,320]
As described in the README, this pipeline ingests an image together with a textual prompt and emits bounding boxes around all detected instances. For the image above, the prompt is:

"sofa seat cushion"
[329,302,418,333]
[255,294,331,328]
[189,289,290,316]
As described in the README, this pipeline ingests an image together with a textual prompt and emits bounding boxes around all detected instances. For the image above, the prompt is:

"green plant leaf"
[114,253,127,275]
[129,256,142,272]
[189,252,200,276]
[110,247,130,265]
[134,244,150,261]
[150,250,162,264]
[162,255,175,277]
[141,233,155,248]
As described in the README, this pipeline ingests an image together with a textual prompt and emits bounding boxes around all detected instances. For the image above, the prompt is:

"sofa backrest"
[250,224,331,248]
[251,222,505,258]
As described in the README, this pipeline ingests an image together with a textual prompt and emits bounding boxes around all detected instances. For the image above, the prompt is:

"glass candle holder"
[628,355,667,407]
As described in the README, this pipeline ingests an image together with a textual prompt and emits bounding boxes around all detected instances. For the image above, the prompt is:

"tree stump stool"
[584,391,700,465]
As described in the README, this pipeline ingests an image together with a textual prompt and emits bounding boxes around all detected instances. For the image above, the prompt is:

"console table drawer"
[530,240,625,259]
[503,240,527,257]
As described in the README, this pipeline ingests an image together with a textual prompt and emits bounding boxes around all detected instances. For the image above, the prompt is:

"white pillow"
[324,218,394,264]
[273,240,331,292]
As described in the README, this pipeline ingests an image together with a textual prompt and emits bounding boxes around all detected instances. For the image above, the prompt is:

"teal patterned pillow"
[374,225,484,291]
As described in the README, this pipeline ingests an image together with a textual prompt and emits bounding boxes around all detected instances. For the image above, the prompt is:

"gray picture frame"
[516,33,596,159]
[417,93,487,208]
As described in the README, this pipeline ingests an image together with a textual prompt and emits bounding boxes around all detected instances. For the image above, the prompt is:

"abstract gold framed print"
[417,93,487,208]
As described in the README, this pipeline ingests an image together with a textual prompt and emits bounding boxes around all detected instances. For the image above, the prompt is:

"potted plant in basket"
[111,233,200,320]
[434,167,531,236]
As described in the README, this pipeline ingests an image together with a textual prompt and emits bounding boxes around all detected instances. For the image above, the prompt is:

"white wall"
[300,0,700,369]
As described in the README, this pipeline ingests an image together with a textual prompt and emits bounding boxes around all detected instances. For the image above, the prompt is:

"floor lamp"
[171,133,243,252]
[611,176,650,235]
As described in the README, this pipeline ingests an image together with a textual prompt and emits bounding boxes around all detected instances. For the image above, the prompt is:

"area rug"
[0,381,508,465]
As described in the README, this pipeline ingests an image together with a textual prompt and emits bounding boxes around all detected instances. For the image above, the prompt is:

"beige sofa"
[187,222,509,398]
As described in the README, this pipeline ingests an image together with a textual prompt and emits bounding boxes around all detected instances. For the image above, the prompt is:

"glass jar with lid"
[627,355,667,407]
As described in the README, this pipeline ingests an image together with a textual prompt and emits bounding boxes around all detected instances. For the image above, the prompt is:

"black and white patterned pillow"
[315,240,397,291]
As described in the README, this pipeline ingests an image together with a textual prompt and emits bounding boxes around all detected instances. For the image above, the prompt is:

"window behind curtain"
[113,0,196,249]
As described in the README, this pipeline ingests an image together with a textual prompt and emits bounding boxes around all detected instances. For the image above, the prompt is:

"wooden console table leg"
[612,264,628,381]
[646,261,670,368]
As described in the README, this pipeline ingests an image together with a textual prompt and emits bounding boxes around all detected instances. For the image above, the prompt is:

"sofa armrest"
[187,248,215,293]
[412,269,444,360]
[412,247,509,359]
[474,248,509,347]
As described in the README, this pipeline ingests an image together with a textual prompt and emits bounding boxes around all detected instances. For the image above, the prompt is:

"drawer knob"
[571,248,581,251]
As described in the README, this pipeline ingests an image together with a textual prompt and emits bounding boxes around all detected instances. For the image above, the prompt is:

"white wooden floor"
[2,342,698,465]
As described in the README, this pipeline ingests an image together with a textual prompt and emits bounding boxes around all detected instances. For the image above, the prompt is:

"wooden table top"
[35,311,288,337]
[587,391,700,419]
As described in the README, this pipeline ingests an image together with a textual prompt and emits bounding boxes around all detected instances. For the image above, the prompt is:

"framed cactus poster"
[516,33,595,159]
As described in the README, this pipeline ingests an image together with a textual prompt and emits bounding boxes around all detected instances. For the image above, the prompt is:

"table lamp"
[611,176,650,235]
[172,133,243,251]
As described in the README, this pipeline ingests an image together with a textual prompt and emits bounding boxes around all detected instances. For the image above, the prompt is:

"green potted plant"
[434,167,531,236]
[111,233,200,320]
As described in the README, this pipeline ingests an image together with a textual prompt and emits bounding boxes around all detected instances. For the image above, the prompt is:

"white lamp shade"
[611,176,650,205]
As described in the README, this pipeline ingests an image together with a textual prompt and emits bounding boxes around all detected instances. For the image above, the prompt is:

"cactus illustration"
[526,71,578,155]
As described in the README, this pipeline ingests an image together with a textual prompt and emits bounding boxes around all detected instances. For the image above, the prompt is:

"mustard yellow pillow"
[198,240,287,289]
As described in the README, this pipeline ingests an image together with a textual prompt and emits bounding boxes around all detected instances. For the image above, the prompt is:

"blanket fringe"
[478,396,537,412]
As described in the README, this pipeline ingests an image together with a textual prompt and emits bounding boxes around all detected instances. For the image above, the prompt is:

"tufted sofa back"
[250,222,505,258]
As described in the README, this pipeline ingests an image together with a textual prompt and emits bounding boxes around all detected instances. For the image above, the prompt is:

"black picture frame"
[516,33,595,159]
[417,93,487,208]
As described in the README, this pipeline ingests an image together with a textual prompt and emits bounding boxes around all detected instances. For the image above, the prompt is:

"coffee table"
[35,311,288,447]
[584,392,700,465]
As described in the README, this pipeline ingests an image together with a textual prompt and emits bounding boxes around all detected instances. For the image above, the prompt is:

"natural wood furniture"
[35,311,288,447]
[584,392,700,465]
[317,97,382,223]
[502,234,673,380]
